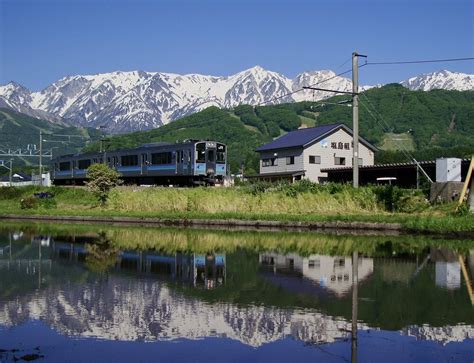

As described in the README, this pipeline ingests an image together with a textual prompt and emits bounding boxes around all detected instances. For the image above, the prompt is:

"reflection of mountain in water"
[0,275,361,347]
[403,325,474,345]
[1,234,473,347]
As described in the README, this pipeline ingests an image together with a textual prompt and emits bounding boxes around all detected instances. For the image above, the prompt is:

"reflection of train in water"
[51,140,227,186]
[50,240,226,288]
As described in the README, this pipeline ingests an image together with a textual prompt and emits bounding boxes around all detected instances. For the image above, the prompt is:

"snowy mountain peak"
[401,70,474,91]
[1,67,472,133]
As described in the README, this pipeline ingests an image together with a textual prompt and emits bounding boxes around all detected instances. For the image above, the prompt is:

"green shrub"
[371,185,428,212]
[396,193,429,213]
[20,196,38,209]
[455,203,471,217]
[86,164,122,205]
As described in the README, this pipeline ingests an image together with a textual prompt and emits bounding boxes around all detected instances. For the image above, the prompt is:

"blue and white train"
[51,140,227,186]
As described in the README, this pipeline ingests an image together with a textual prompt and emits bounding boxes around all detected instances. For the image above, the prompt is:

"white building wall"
[302,129,374,183]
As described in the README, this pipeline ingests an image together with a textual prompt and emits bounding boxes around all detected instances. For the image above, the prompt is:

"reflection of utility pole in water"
[351,251,358,363]
[9,232,12,261]
[38,241,42,290]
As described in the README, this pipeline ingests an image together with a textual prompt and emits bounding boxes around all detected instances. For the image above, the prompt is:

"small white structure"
[435,261,461,290]
[255,123,376,183]
[31,172,52,187]
[436,158,462,182]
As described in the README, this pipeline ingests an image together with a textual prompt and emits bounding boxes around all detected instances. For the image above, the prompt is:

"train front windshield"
[196,143,206,163]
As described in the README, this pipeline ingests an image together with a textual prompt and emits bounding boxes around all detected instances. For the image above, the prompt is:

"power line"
[256,66,357,106]
[359,93,416,164]
[366,57,474,65]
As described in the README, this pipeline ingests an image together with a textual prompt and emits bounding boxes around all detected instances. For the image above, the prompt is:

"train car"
[51,140,227,186]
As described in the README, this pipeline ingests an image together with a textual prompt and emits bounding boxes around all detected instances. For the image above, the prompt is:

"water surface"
[0,223,473,362]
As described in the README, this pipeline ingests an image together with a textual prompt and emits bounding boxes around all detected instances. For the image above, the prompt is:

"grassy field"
[380,132,416,151]
[0,184,472,234]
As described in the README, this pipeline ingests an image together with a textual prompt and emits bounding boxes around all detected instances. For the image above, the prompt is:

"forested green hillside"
[86,85,474,173]
[0,108,101,173]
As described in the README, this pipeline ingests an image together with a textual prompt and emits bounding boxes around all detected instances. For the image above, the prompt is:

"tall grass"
[106,185,382,215]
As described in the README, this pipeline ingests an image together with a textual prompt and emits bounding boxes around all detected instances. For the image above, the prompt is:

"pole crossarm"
[303,86,356,95]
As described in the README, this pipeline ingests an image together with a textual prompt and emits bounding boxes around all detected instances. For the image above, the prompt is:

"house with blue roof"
[254,123,377,183]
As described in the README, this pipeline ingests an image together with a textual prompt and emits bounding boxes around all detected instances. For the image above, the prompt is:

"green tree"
[86,163,122,205]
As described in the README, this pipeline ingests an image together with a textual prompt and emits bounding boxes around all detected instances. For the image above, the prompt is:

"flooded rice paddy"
[0,223,473,362]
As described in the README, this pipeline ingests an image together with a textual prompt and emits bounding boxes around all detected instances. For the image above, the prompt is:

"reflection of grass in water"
[1,221,473,257]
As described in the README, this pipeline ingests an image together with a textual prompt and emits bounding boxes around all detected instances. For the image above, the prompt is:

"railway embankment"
[0,184,472,236]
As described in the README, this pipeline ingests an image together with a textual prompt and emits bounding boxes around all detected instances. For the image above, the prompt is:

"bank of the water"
[0,211,473,237]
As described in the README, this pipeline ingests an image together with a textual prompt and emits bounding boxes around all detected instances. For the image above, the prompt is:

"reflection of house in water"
[431,248,461,290]
[50,240,226,288]
[259,253,373,297]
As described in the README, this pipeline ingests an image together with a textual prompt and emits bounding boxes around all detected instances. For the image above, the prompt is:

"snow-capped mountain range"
[0,68,472,133]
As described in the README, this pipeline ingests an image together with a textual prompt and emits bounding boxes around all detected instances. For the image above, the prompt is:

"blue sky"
[0,0,473,90]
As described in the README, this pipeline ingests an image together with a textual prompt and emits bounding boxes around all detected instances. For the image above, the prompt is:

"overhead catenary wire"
[365,57,474,66]
[359,92,415,160]
[256,67,356,106]
[359,94,434,183]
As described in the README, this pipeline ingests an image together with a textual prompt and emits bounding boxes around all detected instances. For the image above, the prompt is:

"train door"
[176,150,184,174]
[183,150,191,175]
[141,153,148,175]
[113,156,119,169]
[206,147,216,175]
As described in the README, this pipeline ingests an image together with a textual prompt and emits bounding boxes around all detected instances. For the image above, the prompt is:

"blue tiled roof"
[256,123,343,152]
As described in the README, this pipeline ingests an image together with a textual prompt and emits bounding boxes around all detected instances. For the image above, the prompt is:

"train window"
[151,152,172,165]
[207,149,215,162]
[59,161,71,171]
[196,143,206,163]
[216,144,226,164]
[121,155,139,166]
[216,151,225,164]
[78,159,91,169]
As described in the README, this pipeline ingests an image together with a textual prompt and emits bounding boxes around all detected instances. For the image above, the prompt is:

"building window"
[334,258,345,269]
[308,259,320,269]
[309,155,321,164]
[286,156,295,165]
[262,158,277,167]
[335,157,346,166]
[121,155,139,166]
[151,152,172,165]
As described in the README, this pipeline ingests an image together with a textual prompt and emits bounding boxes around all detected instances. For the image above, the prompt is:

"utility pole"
[9,159,13,186]
[39,130,43,186]
[352,52,360,188]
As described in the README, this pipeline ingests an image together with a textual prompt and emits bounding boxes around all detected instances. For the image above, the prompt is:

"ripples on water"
[0,224,473,362]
